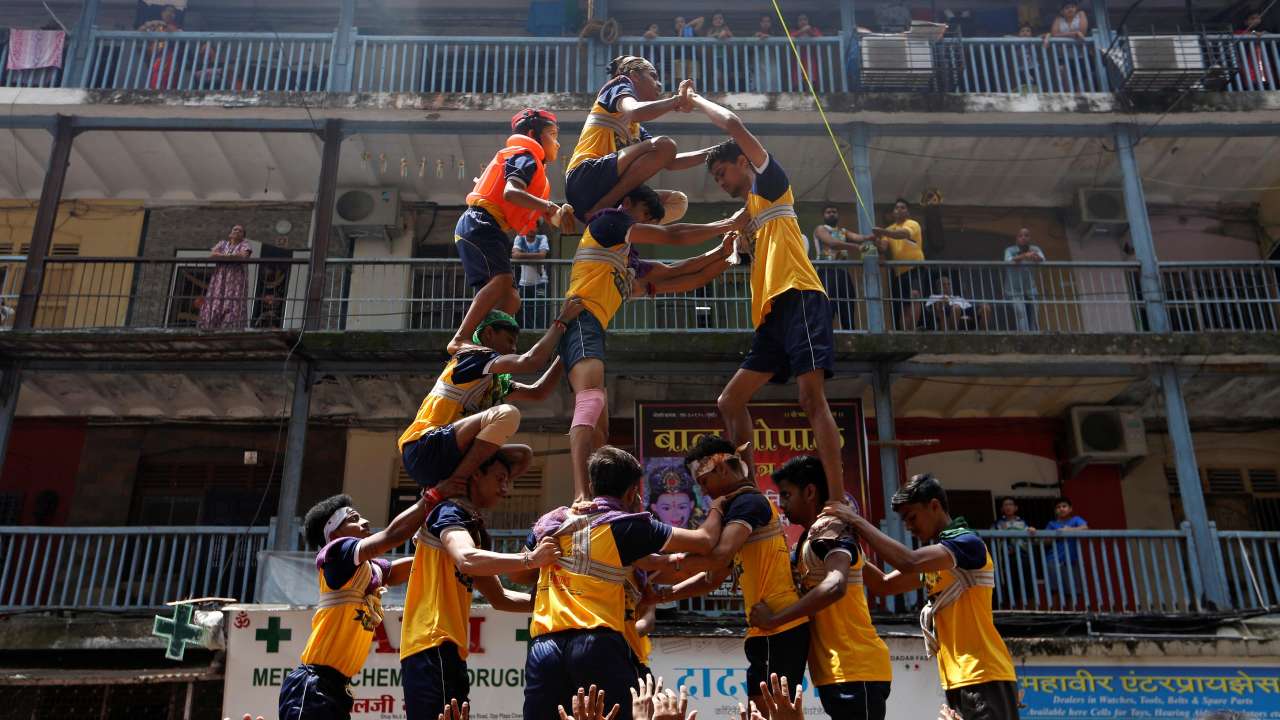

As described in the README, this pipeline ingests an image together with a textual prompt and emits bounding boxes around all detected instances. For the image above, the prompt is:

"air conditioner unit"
[1068,406,1147,464]
[333,187,400,230]
[1076,188,1129,241]
[1128,35,1204,72]
[861,36,934,89]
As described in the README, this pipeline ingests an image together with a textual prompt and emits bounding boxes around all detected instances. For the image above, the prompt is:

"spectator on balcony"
[198,225,252,331]
[674,16,705,38]
[139,4,183,90]
[789,13,824,90]
[1237,11,1272,88]
[992,497,1034,609]
[924,275,992,332]
[873,198,928,331]
[1044,497,1088,603]
[707,12,734,40]
[643,24,660,40]
[513,221,552,329]
[706,12,735,90]
[672,17,705,82]
[1003,227,1045,332]
[752,14,781,91]
[1044,1,1088,45]
[813,205,872,331]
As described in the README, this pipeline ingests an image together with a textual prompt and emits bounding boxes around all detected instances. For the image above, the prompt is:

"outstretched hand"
[653,685,695,720]
[559,685,622,720]
[756,673,803,720]
[439,699,470,720]
[676,79,695,112]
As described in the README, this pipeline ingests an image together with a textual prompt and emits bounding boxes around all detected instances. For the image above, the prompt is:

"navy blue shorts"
[278,664,353,720]
[524,629,637,720]
[743,622,810,697]
[403,642,470,720]
[817,681,891,720]
[455,206,513,289]
[558,309,607,372]
[742,289,835,384]
[566,155,620,222]
[401,425,463,488]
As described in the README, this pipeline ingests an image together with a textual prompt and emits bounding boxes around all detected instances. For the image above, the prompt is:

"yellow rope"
[768,0,872,229]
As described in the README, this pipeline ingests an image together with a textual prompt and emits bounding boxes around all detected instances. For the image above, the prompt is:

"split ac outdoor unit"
[1128,35,1204,72]
[333,187,400,230]
[1068,406,1147,464]
[1076,188,1129,241]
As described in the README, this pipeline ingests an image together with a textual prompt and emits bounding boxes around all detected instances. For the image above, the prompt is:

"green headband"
[473,310,520,344]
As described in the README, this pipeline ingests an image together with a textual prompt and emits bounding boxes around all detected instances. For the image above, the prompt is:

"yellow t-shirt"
[397,349,501,451]
[795,534,892,686]
[567,76,648,174]
[885,219,924,275]
[623,569,652,666]
[726,492,807,639]
[923,531,1017,690]
[530,513,672,638]
[299,538,386,677]
[400,502,484,660]
[564,210,636,329]
[745,155,826,328]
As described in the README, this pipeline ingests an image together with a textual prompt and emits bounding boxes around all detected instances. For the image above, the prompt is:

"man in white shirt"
[926,276,991,332]
[1002,228,1045,332]
[513,222,552,328]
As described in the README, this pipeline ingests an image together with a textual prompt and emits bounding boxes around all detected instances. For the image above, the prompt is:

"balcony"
[7,257,1277,337]
[4,523,1274,615]
[3,28,1276,99]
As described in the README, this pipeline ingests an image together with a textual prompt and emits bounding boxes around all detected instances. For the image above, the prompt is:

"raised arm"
[814,225,866,253]
[474,575,534,612]
[861,560,923,597]
[829,508,955,574]
[386,556,415,587]
[355,495,433,564]
[657,500,727,555]
[627,209,748,247]
[488,298,584,375]
[616,93,686,125]
[667,145,720,171]
[506,357,564,403]
[689,94,768,169]
[440,527,560,576]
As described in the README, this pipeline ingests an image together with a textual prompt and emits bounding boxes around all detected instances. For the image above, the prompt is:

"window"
[131,458,280,526]
[1167,466,1280,531]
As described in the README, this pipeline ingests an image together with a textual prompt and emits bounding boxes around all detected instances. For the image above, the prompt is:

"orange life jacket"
[465,134,550,234]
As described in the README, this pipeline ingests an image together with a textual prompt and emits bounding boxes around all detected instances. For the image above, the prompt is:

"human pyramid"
[277,56,1020,720]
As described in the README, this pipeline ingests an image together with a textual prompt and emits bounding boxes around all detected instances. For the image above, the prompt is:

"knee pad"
[571,388,607,430]
[660,191,689,224]
[476,403,521,445]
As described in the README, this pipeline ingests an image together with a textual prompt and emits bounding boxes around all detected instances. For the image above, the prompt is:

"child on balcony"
[564,55,713,226]
[278,492,433,720]
[446,109,576,356]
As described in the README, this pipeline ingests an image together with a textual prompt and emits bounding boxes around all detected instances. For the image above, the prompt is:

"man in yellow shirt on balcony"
[873,198,928,331]
[829,474,1020,720]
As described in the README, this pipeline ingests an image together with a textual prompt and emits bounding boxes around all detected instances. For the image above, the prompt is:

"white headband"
[323,506,353,543]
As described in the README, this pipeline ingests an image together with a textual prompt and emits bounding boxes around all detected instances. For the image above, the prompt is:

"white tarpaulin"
[223,605,945,720]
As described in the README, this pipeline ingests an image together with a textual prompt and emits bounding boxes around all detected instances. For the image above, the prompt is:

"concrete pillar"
[62,0,102,87]
[872,365,903,540]
[1158,364,1229,608]
[1092,0,1114,40]
[304,120,343,331]
[850,124,884,333]
[273,362,314,551]
[840,0,856,39]
[1114,125,1169,333]
[0,363,23,482]
[15,116,74,330]
[331,0,356,92]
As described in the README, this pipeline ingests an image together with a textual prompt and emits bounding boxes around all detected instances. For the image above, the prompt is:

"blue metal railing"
[351,35,587,94]
[611,36,848,94]
[1161,261,1280,334]
[1218,33,1280,92]
[940,36,1109,94]
[0,36,64,88]
[1217,529,1280,610]
[0,525,272,611]
[82,30,335,92]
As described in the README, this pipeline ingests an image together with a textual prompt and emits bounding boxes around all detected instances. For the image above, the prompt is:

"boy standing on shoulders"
[827,474,1020,720]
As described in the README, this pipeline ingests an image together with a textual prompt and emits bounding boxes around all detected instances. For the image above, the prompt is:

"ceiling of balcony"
[14,366,1279,424]
[1,127,1276,209]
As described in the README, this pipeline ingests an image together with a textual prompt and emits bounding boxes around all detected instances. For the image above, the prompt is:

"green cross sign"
[255,616,292,653]
[153,604,205,661]
[516,620,533,649]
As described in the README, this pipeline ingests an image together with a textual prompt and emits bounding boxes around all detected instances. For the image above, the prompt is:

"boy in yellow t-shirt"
[750,456,892,720]
[278,493,434,720]
[830,474,1020,720]
[683,91,850,512]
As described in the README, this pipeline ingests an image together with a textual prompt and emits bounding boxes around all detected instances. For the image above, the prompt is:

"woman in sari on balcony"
[198,224,253,330]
